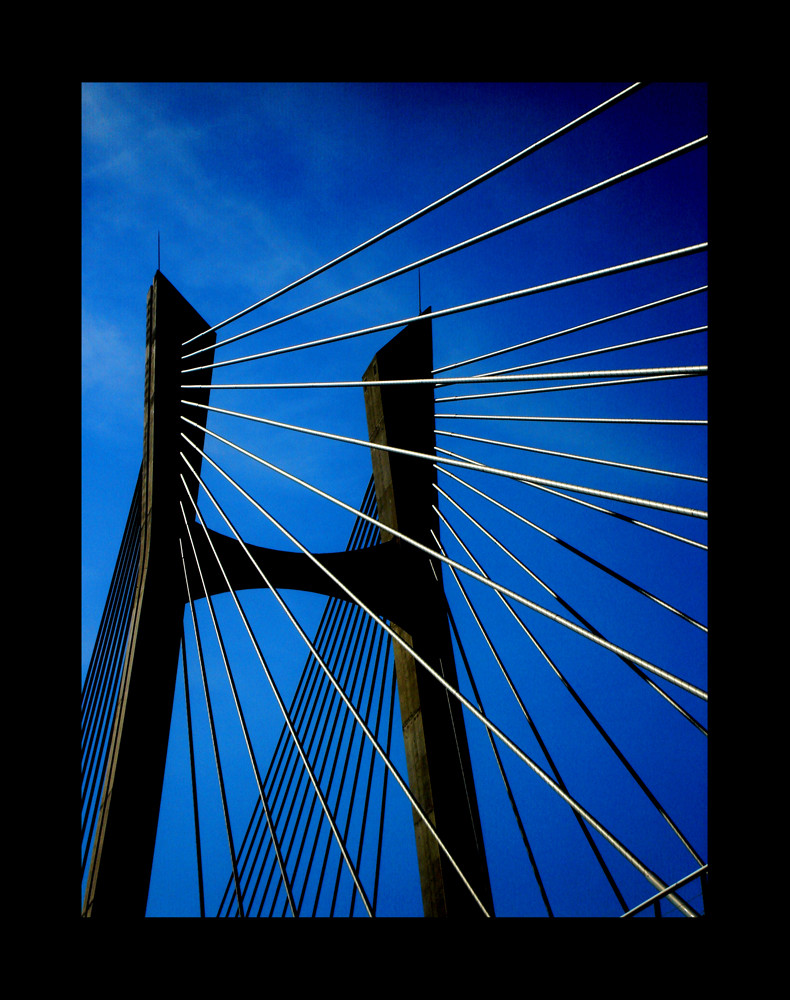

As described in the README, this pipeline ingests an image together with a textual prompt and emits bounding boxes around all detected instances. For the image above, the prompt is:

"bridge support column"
[83,275,493,917]
[363,311,494,917]
[82,272,215,917]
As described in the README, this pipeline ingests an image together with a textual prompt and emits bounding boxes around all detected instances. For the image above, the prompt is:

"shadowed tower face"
[82,273,216,918]
[363,310,494,918]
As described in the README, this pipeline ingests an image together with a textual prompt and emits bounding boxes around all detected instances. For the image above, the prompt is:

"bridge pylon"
[363,310,494,917]
[82,272,216,917]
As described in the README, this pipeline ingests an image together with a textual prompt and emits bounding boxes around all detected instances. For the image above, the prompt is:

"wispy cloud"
[81,308,143,435]
[82,83,319,307]
[83,83,202,189]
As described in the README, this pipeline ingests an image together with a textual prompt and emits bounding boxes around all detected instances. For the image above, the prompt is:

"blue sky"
[82,81,707,917]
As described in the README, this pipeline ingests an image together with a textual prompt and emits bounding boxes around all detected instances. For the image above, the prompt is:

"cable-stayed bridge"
[81,82,707,918]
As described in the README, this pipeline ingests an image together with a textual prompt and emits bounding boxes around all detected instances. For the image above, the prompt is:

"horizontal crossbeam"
[184,527,426,634]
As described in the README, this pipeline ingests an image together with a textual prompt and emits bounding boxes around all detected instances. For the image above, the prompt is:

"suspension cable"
[181,484,373,917]
[180,503,298,916]
[436,415,706,425]
[179,625,206,917]
[434,504,704,868]
[182,135,705,362]
[179,529,246,916]
[267,605,371,917]
[184,365,707,391]
[620,864,708,918]
[250,504,382,916]
[371,659,396,915]
[181,82,646,349]
[347,630,391,916]
[437,530,631,913]
[246,482,378,893]
[434,371,703,404]
[433,287,707,374]
[255,488,385,916]
[283,606,377,917]
[435,427,706,484]
[82,472,142,881]
[324,622,385,917]
[435,478,707,733]
[436,468,707,635]
[181,426,708,701]
[180,451,492,916]
[182,404,708,520]
[440,583,556,916]
[180,439,699,915]
[220,585,362,917]
[181,426,706,699]
[479,325,707,379]
[437,443,707,551]
[82,469,141,714]
[181,244,707,375]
